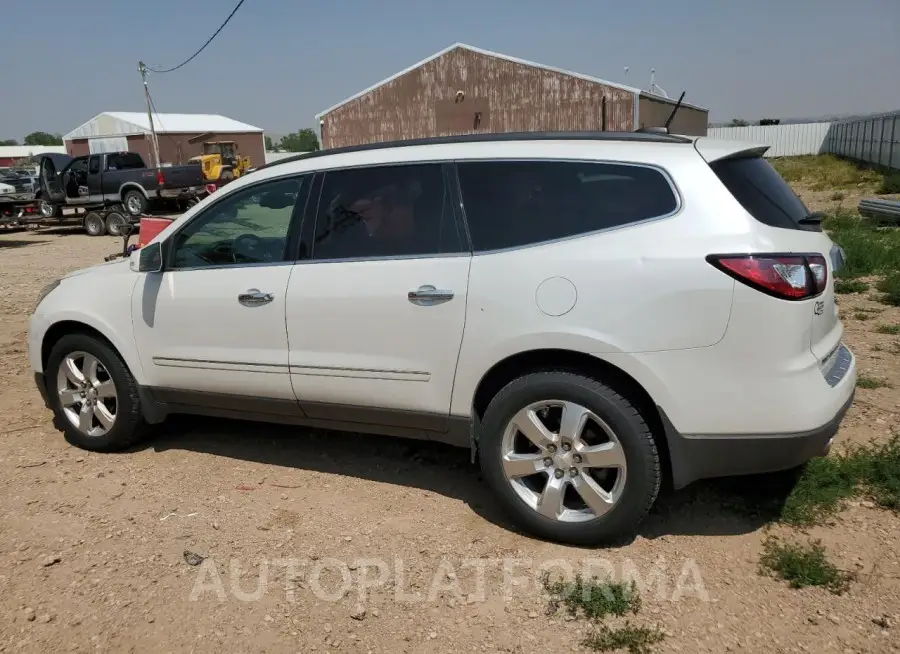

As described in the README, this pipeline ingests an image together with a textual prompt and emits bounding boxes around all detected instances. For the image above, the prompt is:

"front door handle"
[408,285,454,305]
[238,289,275,306]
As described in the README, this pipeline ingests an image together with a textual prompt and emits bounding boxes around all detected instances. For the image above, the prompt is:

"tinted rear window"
[106,153,144,170]
[710,156,812,230]
[457,161,678,252]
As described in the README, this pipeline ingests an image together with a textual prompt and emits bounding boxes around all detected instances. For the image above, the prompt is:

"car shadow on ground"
[145,416,798,548]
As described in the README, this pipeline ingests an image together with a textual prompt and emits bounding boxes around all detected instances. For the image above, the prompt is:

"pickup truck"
[0,171,40,222]
[37,151,205,217]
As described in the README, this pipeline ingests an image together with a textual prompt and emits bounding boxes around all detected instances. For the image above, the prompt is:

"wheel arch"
[119,183,148,199]
[41,319,146,385]
[470,348,672,486]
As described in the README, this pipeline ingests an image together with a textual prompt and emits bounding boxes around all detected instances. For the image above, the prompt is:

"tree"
[0,139,18,146]
[23,131,63,146]
[729,119,750,127]
[264,135,277,151]
[279,128,320,153]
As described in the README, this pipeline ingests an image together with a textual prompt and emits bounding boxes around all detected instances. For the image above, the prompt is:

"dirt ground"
[1,225,899,654]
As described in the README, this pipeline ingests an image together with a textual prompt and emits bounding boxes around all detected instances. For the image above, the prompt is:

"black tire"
[45,333,146,452]
[105,211,126,236]
[122,190,148,216]
[219,169,234,184]
[478,371,661,546]
[83,212,105,237]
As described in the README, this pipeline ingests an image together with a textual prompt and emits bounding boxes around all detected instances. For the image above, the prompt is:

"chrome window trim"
[167,157,682,267]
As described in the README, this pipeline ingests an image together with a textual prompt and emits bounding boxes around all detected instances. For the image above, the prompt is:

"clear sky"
[3,0,898,140]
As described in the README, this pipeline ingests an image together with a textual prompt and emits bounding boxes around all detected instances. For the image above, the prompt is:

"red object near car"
[137,216,176,248]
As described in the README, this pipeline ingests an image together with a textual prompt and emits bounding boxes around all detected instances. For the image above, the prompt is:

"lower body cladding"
[660,389,854,489]
[32,355,856,491]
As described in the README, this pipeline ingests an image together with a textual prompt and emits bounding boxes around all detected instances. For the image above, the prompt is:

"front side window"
[311,163,463,260]
[88,157,101,175]
[457,160,678,251]
[170,175,308,269]
[68,158,88,175]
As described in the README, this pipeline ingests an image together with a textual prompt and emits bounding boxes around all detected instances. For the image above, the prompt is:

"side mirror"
[130,242,163,273]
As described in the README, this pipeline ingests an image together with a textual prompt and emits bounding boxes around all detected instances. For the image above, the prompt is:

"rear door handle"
[238,289,274,306]
[408,285,454,305]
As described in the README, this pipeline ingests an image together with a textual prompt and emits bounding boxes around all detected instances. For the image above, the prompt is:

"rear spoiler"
[693,138,769,163]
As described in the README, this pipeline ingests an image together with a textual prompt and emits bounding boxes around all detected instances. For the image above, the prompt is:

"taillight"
[156,170,165,185]
[707,253,828,300]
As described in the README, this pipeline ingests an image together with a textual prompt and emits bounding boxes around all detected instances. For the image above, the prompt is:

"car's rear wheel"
[478,370,661,546]
[46,334,145,452]
[105,211,126,236]
[83,212,105,236]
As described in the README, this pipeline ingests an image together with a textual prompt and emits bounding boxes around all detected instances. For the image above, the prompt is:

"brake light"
[707,254,828,300]
[156,170,165,185]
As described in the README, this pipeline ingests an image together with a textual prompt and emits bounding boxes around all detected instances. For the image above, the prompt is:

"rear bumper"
[662,389,855,489]
[158,186,204,199]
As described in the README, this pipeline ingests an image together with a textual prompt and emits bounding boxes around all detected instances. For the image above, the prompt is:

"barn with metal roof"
[63,112,266,170]
[315,43,708,149]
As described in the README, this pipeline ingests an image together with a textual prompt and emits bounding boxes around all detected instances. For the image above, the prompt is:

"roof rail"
[262,130,693,170]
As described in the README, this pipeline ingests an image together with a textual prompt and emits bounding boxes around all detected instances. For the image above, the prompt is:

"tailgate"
[160,164,204,188]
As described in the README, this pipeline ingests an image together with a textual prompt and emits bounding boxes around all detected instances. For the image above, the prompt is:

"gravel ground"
[1,225,898,654]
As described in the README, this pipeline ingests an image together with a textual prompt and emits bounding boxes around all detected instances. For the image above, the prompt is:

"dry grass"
[771,155,884,193]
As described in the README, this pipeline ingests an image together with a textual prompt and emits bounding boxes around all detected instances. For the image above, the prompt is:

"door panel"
[286,257,471,419]
[286,162,471,426]
[132,265,296,402]
[86,155,103,202]
[131,174,310,407]
[39,156,65,203]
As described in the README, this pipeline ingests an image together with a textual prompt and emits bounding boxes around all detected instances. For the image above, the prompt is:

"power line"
[149,0,247,73]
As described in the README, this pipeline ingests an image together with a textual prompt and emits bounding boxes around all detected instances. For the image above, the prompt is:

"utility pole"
[138,61,161,168]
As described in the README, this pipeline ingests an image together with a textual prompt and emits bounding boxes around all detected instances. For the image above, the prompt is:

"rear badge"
[814,300,825,316]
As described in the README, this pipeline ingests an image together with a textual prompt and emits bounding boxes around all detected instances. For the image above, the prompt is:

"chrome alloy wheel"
[56,351,118,437]
[500,400,627,522]
[125,195,142,214]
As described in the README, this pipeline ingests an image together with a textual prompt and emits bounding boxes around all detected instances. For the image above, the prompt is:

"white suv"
[29,132,855,545]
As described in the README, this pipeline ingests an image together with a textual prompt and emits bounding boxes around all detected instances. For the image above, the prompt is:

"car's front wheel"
[46,334,145,452]
[123,190,147,216]
[479,371,661,546]
[40,201,61,218]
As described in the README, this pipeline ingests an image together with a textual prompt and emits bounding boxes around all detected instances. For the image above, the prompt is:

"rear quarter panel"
[450,149,743,415]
